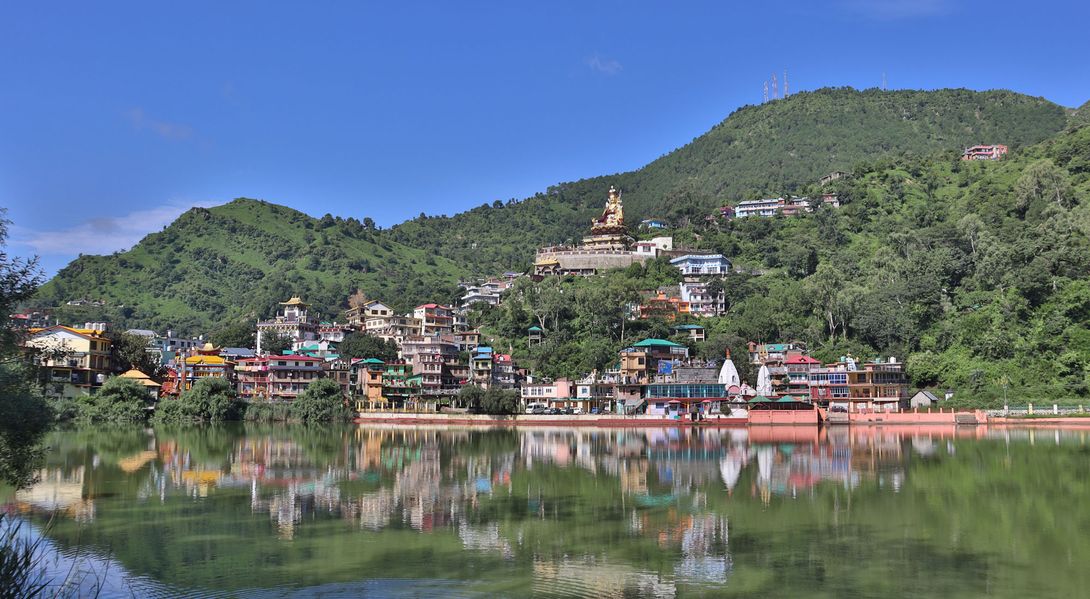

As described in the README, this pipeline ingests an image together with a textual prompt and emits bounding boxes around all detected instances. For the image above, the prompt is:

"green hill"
[389,87,1069,274]
[33,200,469,334]
[472,122,1090,403]
[33,86,1077,351]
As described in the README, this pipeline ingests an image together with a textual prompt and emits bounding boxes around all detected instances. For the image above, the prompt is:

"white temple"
[756,364,773,396]
[717,350,740,387]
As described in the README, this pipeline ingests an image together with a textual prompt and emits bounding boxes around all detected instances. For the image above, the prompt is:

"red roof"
[785,354,821,365]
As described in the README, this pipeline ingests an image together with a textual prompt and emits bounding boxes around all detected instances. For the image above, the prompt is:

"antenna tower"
[771,72,778,99]
[763,81,768,103]
[783,70,789,96]
[882,72,887,91]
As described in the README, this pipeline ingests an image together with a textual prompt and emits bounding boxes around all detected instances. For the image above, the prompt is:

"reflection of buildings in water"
[532,557,677,598]
[457,522,514,559]
[675,514,732,584]
[15,467,96,523]
[620,460,649,495]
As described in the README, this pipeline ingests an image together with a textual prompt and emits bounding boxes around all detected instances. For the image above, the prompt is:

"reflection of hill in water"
[10,424,1090,597]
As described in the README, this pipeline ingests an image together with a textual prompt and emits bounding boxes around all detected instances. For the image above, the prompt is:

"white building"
[670,254,732,277]
[734,197,785,218]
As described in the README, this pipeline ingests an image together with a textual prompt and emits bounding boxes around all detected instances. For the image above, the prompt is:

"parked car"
[531,406,547,415]
[571,407,585,415]
[546,408,562,415]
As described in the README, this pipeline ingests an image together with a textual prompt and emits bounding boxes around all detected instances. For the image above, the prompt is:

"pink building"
[962,144,1008,161]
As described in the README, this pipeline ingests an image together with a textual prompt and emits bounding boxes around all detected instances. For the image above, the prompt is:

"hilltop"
[389,87,1069,274]
[33,87,1077,339]
[33,200,469,334]
[475,122,1090,402]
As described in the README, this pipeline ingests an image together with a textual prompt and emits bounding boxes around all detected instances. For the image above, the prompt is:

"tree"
[481,387,520,415]
[211,320,255,349]
[80,376,150,423]
[0,211,52,488]
[114,332,161,375]
[1016,158,1074,213]
[262,332,294,356]
[337,332,398,362]
[155,377,243,423]
[294,378,351,422]
[458,385,485,410]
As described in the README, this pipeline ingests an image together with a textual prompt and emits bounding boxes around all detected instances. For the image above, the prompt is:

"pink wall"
[749,410,819,425]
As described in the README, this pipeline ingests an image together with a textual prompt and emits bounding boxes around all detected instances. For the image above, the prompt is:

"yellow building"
[24,325,114,397]
[164,343,235,395]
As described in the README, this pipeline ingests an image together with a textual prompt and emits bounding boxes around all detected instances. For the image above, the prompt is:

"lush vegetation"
[33,88,1070,337]
[23,87,1090,403]
[33,199,470,336]
[471,123,1090,405]
[456,385,521,414]
[337,332,399,362]
[0,216,52,489]
[388,88,1069,274]
[153,377,245,423]
[76,376,151,423]
[292,378,352,422]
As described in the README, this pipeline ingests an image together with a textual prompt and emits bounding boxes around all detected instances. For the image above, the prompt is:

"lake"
[6,423,1090,598]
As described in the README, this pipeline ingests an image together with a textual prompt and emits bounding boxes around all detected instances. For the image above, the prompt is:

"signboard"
[657,360,675,375]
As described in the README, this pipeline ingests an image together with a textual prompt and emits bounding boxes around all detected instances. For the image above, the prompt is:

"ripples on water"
[6,424,1090,598]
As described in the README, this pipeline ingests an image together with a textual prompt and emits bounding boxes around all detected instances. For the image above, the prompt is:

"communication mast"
[771,72,778,99]
[882,72,887,91]
[783,70,789,97]
[763,81,769,103]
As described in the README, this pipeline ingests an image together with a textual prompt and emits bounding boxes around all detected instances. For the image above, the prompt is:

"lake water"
[6,423,1090,598]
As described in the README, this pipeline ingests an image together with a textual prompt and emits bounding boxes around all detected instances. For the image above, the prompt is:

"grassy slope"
[388,87,1069,274]
[34,199,469,335]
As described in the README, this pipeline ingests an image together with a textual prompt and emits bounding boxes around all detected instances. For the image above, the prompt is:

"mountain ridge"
[33,86,1078,336]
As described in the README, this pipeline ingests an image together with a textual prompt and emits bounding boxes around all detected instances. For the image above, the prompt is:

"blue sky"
[2,0,1088,275]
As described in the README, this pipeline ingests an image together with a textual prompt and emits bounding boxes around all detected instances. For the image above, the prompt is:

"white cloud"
[11,200,217,258]
[840,0,953,19]
[127,107,194,140]
[585,54,623,76]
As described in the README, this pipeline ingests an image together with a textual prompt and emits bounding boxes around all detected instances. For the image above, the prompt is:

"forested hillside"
[33,200,468,334]
[32,85,1083,389]
[389,87,1069,274]
[474,123,1090,404]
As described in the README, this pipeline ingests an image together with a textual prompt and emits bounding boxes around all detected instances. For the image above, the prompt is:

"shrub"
[293,379,351,422]
[79,377,150,424]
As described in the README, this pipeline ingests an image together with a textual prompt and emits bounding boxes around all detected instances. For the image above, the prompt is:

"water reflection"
[7,424,1090,597]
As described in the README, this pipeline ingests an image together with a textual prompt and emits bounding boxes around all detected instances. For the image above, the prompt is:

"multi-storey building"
[345,300,395,328]
[400,335,463,399]
[323,357,352,398]
[637,291,691,321]
[24,325,115,398]
[678,281,724,317]
[670,254,732,277]
[734,197,785,218]
[162,343,236,396]
[962,144,1008,161]
[256,297,319,354]
[520,378,574,409]
[364,314,421,346]
[236,354,323,402]
[413,304,455,337]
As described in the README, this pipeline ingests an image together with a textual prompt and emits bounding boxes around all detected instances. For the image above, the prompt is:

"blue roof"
[672,324,704,330]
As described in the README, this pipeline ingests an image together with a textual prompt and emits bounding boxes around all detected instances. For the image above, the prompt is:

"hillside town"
[13,185,923,421]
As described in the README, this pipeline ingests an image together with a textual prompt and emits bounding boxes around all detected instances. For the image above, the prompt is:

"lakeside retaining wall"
[354,412,748,427]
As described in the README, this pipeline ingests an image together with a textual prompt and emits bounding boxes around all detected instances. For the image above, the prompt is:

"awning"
[624,398,646,407]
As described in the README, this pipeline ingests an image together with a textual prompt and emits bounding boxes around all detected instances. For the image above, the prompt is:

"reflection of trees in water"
[18,425,1090,597]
